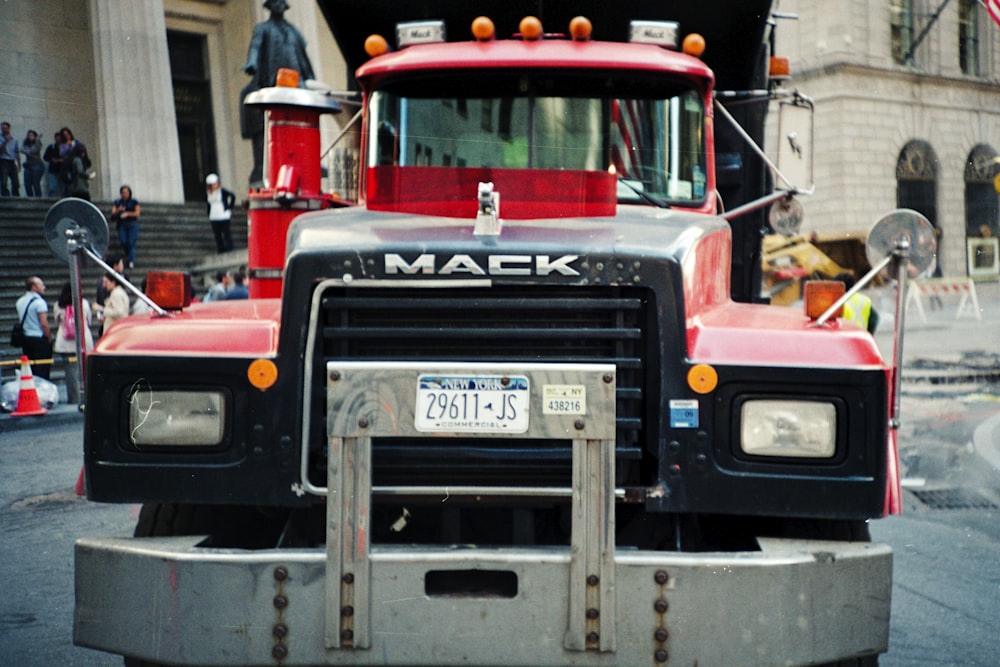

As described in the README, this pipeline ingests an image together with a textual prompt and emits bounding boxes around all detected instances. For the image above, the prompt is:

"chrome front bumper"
[75,536,890,666]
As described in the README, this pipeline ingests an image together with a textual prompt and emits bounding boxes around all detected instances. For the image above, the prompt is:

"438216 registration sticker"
[415,375,530,433]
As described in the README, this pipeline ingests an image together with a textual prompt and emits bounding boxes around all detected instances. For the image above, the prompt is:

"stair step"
[1,198,249,366]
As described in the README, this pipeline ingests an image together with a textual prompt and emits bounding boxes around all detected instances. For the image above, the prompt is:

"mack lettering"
[384,253,581,276]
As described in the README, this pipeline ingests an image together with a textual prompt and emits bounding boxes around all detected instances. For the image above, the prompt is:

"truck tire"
[133,502,288,547]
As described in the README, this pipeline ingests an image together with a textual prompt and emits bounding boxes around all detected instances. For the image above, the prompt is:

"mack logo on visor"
[384,253,581,277]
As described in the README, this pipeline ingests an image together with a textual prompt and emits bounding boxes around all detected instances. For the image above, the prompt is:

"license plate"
[415,374,530,433]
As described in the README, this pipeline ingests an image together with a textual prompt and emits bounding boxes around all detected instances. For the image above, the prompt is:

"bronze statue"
[240,0,315,186]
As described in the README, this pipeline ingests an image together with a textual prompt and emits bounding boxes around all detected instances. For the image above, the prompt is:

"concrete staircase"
[1,197,247,382]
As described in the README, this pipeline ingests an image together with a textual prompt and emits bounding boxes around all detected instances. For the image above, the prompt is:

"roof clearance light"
[396,20,446,48]
[569,16,592,41]
[519,16,543,41]
[472,16,495,41]
[364,34,389,58]
[682,33,706,57]
[628,20,679,49]
[275,67,299,88]
[803,280,845,320]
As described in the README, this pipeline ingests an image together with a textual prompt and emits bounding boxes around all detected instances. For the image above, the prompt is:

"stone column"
[90,0,184,203]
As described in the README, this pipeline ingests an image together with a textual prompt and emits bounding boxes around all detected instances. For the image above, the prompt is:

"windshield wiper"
[618,177,671,208]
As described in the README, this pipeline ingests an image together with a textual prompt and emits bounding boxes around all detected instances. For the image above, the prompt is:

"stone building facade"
[0,0,346,204]
[772,0,1000,277]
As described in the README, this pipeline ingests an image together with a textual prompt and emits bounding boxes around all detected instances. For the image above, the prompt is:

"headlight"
[129,389,226,447]
[740,399,836,458]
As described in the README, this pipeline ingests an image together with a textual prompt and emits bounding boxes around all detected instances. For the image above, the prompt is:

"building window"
[897,139,939,229]
[964,145,998,238]
[959,0,981,75]
[891,0,915,65]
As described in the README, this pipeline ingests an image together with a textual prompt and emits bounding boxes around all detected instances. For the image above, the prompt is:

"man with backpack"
[14,276,52,379]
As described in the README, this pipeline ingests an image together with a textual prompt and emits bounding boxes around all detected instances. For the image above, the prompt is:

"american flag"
[985,0,1000,28]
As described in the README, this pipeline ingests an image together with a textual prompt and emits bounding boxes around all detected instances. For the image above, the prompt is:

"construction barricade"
[906,277,982,323]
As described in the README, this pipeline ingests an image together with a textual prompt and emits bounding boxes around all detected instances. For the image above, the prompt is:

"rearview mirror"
[776,98,814,192]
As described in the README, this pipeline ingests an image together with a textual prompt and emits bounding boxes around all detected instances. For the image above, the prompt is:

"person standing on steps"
[19,129,44,197]
[0,121,21,197]
[43,131,64,197]
[110,185,141,269]
[205,173,236,253]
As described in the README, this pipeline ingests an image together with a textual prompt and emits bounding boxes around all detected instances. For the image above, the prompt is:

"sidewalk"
[0,383,84,434]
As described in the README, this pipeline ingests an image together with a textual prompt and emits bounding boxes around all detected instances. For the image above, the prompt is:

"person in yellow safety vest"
[836,272,879,334]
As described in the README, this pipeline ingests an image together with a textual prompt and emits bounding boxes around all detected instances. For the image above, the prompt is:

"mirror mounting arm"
[713,96,805,194]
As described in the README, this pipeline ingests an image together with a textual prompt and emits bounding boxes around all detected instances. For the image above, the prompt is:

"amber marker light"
[769,55,791,80]
[803,280,846,320]
[275,67,300,88]
[682,33,706,57]
[365,34,389,58]
[687,364,718,395]
[248,359,279,391]
[569,16,592,41]
[472,16,495,41]
[520,16,543,40]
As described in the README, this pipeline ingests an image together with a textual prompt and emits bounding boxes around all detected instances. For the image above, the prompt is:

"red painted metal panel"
[366,166,617,219]
[94,300,282,357]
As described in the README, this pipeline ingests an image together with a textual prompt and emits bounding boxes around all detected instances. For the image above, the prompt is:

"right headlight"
[129,389,226,447]
[740,399,837,458]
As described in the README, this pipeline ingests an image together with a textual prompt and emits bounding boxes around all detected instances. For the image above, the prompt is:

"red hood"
[94,299,282,357]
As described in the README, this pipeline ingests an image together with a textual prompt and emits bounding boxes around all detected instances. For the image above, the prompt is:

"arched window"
[896,140,938,229]
[964,145,998,239]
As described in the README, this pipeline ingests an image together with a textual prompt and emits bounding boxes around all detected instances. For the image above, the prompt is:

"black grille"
[313,286,656,484]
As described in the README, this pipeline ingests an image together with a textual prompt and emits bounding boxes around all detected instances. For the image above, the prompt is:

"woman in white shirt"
[53,282,95,405]
[98,273,131,332]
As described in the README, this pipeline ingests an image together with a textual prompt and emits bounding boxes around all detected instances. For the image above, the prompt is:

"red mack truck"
[71,2,928,665]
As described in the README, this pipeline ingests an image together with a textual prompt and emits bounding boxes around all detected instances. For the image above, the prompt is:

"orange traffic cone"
[11,355,48,417]
[75,466,87,496]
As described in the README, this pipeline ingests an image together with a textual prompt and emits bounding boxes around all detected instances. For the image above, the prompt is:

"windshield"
[367,71,707,205]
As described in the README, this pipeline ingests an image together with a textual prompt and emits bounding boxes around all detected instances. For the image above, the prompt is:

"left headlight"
[129,389,226,447]
[740,399,836,458]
